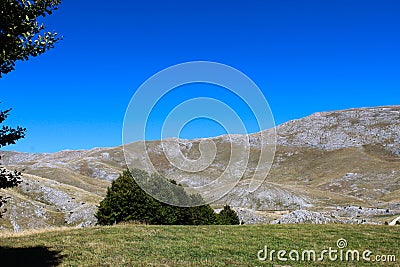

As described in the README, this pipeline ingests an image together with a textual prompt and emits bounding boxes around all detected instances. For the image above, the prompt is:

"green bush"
[217,205,240,225]
[95,169,239,225]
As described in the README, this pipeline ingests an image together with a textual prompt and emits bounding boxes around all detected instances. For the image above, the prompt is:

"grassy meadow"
[0,224,398,266]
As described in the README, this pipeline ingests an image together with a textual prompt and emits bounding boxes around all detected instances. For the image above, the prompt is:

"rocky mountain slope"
[1,106,399,231]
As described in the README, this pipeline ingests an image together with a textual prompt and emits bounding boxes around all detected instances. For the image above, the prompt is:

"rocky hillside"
[276,106,400,153]
[1,106,399,231]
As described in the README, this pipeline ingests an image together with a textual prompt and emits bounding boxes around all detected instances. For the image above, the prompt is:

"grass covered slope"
[0,224,398,266]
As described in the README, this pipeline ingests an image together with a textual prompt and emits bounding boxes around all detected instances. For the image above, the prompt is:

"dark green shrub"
[96,169,238,225]
[217,205,240,225]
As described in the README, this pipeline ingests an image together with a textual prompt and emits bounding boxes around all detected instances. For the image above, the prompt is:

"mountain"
[1,106,399,231]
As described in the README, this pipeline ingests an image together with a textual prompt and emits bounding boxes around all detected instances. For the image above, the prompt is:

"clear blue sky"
[1,0,399,153]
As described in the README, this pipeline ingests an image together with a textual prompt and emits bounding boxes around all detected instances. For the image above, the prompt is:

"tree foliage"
[217,205,240,225]
[0,0,62,77]
[0,106,26,217]
[96,169,240,226]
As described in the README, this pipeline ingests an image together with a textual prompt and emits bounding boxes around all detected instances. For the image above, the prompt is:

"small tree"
[95,170,161,225]
[0,106,26,217]
[0,0,62,77]
[95,169,238,225]
[217,205,240,225]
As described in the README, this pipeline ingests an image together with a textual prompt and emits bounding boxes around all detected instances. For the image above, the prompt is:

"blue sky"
[1,0,399,153]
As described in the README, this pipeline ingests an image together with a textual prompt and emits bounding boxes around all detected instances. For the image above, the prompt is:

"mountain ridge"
[1,105,399,231]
